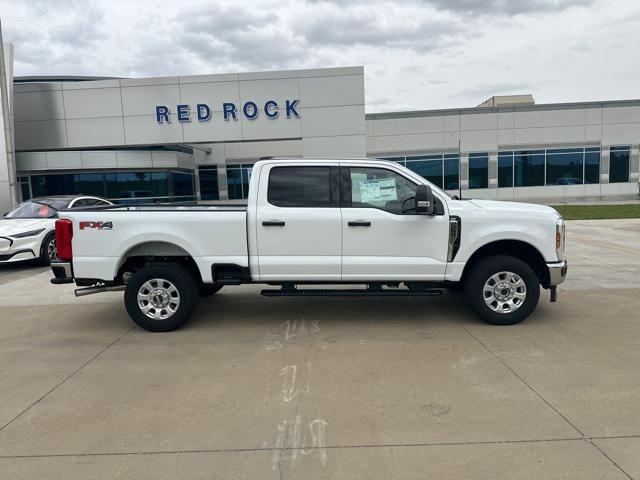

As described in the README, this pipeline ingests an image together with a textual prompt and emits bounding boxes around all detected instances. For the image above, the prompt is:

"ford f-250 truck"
[50,159,567,332]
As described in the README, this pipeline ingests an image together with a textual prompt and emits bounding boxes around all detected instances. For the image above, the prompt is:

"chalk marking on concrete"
[279,365,298,402]
[270,416,329,470]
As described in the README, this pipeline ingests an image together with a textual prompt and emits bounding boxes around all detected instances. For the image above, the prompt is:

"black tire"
[40,232,57,265]
[463,255,540,325]
[124,263,199,332]
[199,284,223,297]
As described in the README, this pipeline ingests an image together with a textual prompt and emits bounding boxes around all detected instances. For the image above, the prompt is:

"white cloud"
[1,0,639,111]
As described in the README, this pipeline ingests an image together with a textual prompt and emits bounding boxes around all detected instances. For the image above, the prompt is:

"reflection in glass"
[468,153,488,189]
[514,151,545,187]
[199,166,219,200]
[498,152,513,187]
[546,149,584,185]
[610,146,630,183]
[406,155,443,188]
[443,155,460,191]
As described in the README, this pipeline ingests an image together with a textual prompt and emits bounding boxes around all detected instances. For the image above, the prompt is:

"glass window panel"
[405,156,443,188]
[106,172,152,202]
[514,153,545,187]
[226,167,244,200]
[20,182,31,201]
[5,200,60,219]
[170,172,194,201]
[30,176,46,198]
[75,173,105,196]
[348,167,417,214]
[468,153,488,189]
[498,152,513,187]
[30,174,76,197]
[546,150,584,185]
[407,154,442,161]
[610,146,630,183]
[515,149,545,156]
[199,166,219,201]
[443,156,459,190]
[584,150,600,184]
[18,177,31,201]
[268,166,331,208]
[545,148,583,154]
[104,173,117,199]
[151,172,169,198]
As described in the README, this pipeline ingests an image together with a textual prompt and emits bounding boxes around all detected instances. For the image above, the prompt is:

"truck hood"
[468,199,560,218]
[0,218,53,236]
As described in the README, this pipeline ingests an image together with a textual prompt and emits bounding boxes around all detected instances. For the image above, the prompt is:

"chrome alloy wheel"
[483,271,527,314]
[137,278,181,320]
[47,238,58,262]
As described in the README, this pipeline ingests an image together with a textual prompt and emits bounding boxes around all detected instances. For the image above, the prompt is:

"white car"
[0,196,113,265]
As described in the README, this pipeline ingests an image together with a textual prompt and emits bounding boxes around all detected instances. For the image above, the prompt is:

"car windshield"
[4,200,63,219]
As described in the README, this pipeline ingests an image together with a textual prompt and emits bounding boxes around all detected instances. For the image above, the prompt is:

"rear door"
[341,165,450,281]
[255,164,342,281]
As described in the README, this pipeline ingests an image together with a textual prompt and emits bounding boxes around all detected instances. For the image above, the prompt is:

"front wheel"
[124,263,199,332]
[463,255,540,325]
[40,232,58,265]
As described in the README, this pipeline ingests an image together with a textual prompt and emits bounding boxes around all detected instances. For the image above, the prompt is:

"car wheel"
[40,232,58,265]
[124,263,199,332]
[199,284,223,297]
[463,255,540,325]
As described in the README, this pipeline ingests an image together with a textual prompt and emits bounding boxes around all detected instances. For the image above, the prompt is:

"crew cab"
[50,159,567,332]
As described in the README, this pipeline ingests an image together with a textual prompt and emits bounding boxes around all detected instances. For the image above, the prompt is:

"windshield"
[4,200,61,219]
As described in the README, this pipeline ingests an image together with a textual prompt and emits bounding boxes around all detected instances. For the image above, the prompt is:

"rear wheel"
[124,263,199,332]
[463,255,540,325]
[40,232,58,265]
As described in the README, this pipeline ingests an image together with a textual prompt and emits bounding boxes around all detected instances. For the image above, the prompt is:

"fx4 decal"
[79,221,113,230]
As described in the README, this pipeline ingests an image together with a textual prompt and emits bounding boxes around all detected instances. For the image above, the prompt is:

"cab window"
[268,166,337,208]
[347,167,418,214]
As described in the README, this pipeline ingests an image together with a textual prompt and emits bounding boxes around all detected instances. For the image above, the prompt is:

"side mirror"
[415,185,435,215]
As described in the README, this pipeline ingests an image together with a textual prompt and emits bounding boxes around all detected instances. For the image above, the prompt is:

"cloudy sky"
[1,0,639,112]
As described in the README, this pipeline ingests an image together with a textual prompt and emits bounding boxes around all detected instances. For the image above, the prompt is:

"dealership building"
[1,41,639,214]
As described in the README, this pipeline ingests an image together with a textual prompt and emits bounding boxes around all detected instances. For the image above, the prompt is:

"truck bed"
[60,206,249,283]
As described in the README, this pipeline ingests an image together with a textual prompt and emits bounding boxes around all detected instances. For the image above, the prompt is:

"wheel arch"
[115,241,203,284]
[39,229,57,260]
[461,239,550,287]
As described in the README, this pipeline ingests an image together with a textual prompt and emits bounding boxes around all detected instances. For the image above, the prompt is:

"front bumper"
[547,259,568,286]
[0,235,43,263]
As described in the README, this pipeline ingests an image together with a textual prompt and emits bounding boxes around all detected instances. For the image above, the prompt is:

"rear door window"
[267,166,336,208]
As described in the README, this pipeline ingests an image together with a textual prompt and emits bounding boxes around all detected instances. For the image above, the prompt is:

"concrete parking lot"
[0,219,639,479]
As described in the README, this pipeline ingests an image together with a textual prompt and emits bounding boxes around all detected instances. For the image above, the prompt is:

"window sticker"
[38,205,49,217]
[358,178,397,203]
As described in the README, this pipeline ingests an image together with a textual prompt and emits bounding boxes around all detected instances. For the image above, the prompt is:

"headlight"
[11,228,46,238]
[555,217,565,260]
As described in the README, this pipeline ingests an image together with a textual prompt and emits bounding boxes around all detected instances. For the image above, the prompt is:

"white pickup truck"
[50,159,567,331]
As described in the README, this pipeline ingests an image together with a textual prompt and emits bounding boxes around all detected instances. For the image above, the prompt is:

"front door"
[256,164,342,281]
[341,166,449,281]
